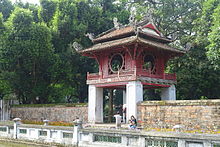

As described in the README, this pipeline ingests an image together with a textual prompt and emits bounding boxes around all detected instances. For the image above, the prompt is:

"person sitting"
[129,115,137,129]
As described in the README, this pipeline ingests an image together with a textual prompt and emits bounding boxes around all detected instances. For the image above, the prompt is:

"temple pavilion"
[78,17,186,123]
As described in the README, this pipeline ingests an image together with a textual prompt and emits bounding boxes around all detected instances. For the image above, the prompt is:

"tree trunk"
[108,89,113,122]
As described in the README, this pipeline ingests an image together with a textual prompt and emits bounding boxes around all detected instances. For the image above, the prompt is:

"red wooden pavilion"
[79,19,186,123]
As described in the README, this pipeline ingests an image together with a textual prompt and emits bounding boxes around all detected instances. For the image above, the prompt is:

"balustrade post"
[73,118,82,146]
[13,118,21,139]
[178,139,186,147]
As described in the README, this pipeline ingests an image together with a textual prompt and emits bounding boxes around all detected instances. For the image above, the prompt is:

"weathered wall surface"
[11,106,88,122]
[137,100,220,131]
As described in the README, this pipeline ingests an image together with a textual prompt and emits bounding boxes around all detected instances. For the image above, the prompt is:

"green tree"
[125,0,220,99]
[0,13,12,100]
[0,0,14,19]
[38,0,57,24]
[1,0,218,103]
[202,1,220,69]
[1,8,58,103]
[170,45,220,99]
[206,5,220,69]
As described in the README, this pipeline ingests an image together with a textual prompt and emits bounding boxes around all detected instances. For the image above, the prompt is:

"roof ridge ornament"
[136,8,154,28]
[113,17,120,30]
[72,42,83,51]
[185,42,192,51]
[129,7,137,26]
[85,33,94,41]
[170,32,178,41]
[143,8,154,23]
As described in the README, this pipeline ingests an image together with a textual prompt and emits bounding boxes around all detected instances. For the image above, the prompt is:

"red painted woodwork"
[96,82,128,88]
[86,43,176,88]
[141,82,170,88]
[143,23,161,35]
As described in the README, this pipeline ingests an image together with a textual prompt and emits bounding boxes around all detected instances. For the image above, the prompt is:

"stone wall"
[137,100,220,131]
[11,105,88,122]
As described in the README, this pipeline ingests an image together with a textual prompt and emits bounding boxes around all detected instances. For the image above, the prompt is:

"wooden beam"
[96,82,128,88]
[142,82,170,87]
[123,46,132,59]
[134,43,138,59]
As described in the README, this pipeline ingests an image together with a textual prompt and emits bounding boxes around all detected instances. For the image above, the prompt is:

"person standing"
[122,104,127,123]
[114,112,122,128]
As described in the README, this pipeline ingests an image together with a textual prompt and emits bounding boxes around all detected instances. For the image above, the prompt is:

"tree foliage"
[0,0,14,19]
[203,1,220,69]
[1,8,57,103]
[126,0,220,99]
[0,0,219,104]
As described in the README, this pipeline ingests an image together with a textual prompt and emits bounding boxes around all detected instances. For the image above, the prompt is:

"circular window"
[109,53,124,73]
[143,54,155,72]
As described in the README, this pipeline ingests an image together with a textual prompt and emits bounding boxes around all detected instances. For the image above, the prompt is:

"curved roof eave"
[79,36,186,55]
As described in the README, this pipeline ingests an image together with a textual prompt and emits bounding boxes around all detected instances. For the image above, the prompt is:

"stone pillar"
[73,124,80,145]
[88,133,94,143]
[178,140,186,147]
[122,90,126,123]
[13,118,21,139]
[126,81,143,122]
[88,85,103,123]
[121,136,128,146]
[47,130,51,140]
[203,141,212,147]
[43,120,49,126]
[123,90,126,104]
[161,84,176,100]
[57,130,62,141]
[0,100,4,121]
[138,137,145,147]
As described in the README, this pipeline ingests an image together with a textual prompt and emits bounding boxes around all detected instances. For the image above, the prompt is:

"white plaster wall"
[161,84,176,100]
[88,85,96,123]
[123,90,126,105]
[88,85,103,123]
[186,142,203,147]
[126,81,143,121]
[96,87,103,123]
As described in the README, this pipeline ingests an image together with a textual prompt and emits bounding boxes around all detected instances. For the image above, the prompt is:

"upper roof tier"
[93,22,171,44]
[79,19,186,55]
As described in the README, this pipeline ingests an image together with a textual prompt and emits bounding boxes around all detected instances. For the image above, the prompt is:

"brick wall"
[11,105,88,122]
[137,100,220,131]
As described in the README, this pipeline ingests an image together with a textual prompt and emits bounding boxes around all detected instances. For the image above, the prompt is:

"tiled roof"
[81,21,184,55]
[93,26,134,43]
[139,31,172,43]
[79,36,185,54]
[93,25,171,44]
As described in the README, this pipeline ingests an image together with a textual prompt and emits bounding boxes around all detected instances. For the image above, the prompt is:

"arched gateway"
[77,19,186,124]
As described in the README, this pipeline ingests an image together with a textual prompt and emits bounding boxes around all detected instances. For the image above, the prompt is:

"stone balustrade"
[0,120,220,147]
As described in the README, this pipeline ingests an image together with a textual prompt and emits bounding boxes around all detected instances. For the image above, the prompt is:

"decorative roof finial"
[113,17,120,30]
[85,33,94,41]
[129,7,137,26]
[171,32,178,41]
[72,42,83,51]
[185,42,192,51]
[143,8,154,22]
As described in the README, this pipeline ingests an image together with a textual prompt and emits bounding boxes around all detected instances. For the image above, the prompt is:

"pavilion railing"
[87,71,176,81]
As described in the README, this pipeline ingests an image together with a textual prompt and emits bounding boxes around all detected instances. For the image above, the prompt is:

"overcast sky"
[11,0,40,5]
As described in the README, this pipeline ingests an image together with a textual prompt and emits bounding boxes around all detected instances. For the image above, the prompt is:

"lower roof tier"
[80,36,186,56]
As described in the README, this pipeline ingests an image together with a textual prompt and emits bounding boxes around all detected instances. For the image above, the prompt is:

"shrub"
[21,120,73,126]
